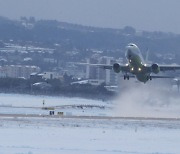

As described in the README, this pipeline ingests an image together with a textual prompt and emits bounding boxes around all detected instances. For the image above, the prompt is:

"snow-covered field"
[0,93,179,154]
[0,117,180,154]
[0,93,112,116]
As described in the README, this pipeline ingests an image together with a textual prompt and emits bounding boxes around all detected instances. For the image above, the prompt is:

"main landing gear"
[147,75,152,81]
[124,75,129,80]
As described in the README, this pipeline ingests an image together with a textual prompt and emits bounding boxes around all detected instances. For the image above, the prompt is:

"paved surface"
[0,113,180,121]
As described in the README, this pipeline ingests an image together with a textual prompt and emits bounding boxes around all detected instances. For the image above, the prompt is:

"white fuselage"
[125,43,150,82]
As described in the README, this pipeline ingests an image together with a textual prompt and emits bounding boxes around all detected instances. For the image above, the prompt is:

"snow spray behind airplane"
[113,79,180,118]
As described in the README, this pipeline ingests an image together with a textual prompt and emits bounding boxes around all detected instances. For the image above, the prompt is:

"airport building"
[42,72,61,80]
[85,56,122,85]
[0,65,40,79]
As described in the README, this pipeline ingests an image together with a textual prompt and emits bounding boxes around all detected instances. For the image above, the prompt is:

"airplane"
[85,43,180,83]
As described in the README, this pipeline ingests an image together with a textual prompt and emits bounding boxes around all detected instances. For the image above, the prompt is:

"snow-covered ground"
[0,93,180,154]
[0,93,112,116]
[0,93,107,107]
[0,117,180,154]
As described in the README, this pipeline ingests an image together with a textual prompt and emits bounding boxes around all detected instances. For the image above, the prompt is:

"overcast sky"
[0,0,180,33]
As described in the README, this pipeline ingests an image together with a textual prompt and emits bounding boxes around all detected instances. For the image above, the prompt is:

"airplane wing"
[74,63,113,69]
[144,64,180,73]
[159,65,180,71]
[150,75,175,79]
[84,63,113,69]
[75,63,130,72]
[96,64,130,72]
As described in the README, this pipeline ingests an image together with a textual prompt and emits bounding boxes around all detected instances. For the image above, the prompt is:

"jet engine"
[113,63,121,73]
[151,63,160,74]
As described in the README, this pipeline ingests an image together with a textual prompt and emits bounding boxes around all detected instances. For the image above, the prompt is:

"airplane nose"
[127,49,132,54]
[127,49,132,58]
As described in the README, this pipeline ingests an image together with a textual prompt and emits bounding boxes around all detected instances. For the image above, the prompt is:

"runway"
[0,112,180,122]
[0,103,180,122]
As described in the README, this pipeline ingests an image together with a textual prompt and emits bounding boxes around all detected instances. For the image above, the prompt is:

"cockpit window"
[128,43,137,48]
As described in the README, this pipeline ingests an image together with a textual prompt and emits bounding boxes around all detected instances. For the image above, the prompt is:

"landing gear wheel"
[147,76,152,81]
[124,75,129,80]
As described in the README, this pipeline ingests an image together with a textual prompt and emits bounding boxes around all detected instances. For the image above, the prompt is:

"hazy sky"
[0,0,180,33]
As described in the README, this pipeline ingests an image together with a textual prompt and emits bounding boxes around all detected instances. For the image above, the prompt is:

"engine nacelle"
[113,63,121,73]
[151,63,160,74]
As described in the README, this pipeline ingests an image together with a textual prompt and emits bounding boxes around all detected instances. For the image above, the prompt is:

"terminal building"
[85,56,122,86]
[0,65,40,79]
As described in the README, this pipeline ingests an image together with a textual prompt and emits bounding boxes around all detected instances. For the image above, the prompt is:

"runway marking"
[0,113,179,121]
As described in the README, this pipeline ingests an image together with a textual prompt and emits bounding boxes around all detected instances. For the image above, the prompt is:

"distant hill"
[0,16,180,57]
